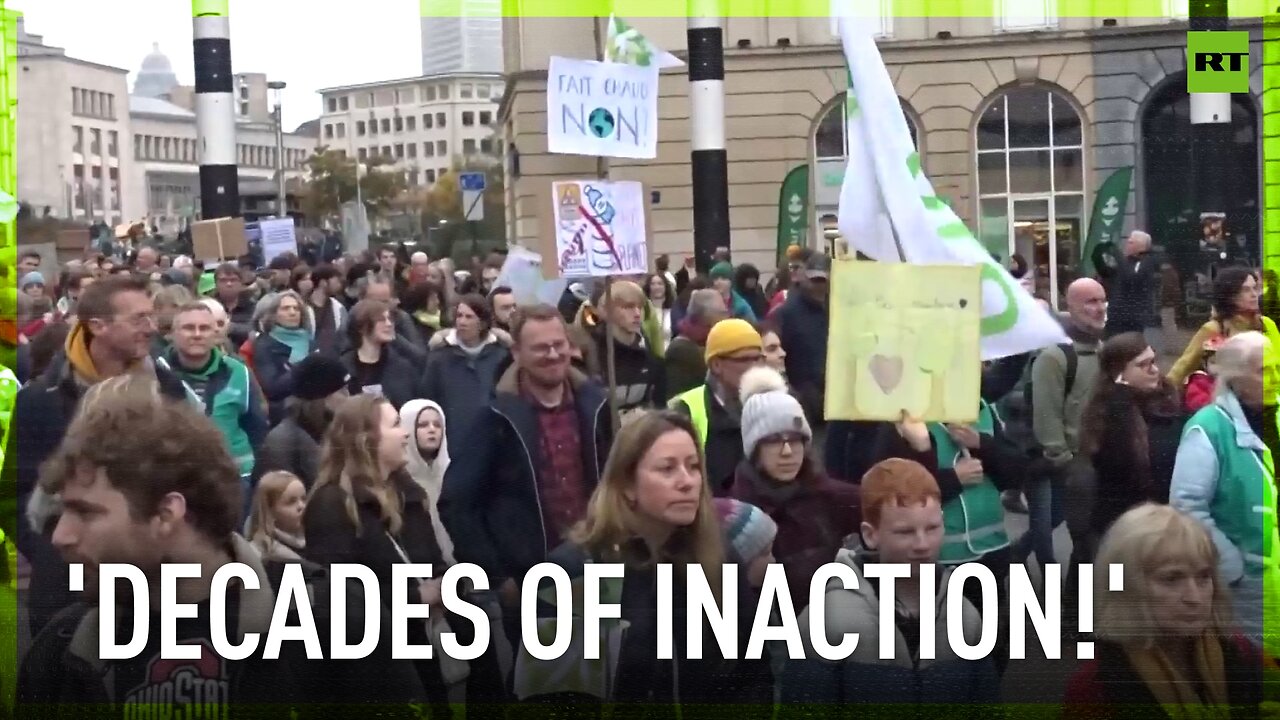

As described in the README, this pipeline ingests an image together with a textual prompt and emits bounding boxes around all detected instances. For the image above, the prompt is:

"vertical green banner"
[1080,166,1133,277]
[776,164,809,265]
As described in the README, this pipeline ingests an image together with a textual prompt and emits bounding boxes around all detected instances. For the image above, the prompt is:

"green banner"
[1081,166,1134,277]
[776,164,809,265]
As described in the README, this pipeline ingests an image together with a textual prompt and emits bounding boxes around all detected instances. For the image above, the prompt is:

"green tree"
[300,148,408,225]
[420,158,506,261]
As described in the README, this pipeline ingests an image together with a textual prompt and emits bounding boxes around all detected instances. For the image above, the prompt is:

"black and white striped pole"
[1189,0,1230,241]
[193,0,239,220]
[687,3,729,274]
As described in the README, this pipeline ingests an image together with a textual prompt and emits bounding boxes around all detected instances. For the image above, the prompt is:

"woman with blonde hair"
[246,470,306,562]
[515,410,769,713]
[1063,503,1263,717]
[1170,331,1278,641]
[303,394,452,713]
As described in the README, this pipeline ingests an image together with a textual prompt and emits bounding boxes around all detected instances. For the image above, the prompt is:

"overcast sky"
[18,0,422,129]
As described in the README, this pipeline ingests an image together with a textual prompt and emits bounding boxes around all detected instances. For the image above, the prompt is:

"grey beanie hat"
[738,365,812,458]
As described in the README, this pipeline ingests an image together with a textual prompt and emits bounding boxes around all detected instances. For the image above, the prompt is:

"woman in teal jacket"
[1170,330,1278,642]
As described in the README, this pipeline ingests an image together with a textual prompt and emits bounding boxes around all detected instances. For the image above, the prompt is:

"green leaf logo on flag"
[605,14,685,69]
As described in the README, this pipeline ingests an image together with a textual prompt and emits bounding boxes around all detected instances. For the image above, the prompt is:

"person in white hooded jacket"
[399,398,455,564]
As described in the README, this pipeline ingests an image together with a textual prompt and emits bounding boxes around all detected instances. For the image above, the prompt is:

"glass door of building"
[1009,195,1083,310]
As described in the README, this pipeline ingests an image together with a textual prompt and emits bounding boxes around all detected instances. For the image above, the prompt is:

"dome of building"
[133,42,180,99]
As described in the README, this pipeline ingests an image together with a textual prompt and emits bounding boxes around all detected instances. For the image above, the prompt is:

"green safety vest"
[162,354,257,476]
[1185,402,1279,577]
[670,386,709,449]
[929,401,1010,564]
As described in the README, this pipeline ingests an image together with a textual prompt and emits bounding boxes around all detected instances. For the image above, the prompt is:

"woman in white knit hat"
[728,365,861,613]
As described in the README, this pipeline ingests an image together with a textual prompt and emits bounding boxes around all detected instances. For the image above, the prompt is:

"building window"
[341,96,350,110]
[382,146,392,158]
[380,118,391,134]
[357,120,366,136]
[996,0,1058,30]
[369,118,378,135]
[108,131,117,158]
[974,86,1084,307]
[406,116,416,131]
[327,98,337,112]
[325,124,334,138]
[480,138,493,154]
[439,85,450,100]
[425,142,435,157]
[395,143,405,159]
[408,143,417,158]
[463,139,476,154]
[337,122,347,138]
[460,83,473,99]
[133,134,141,159]
[90,129,101,155]
[409,170,419,185]
[358,148,368,161]
[73,126,83,153]
[71,88,80,115]
[436,113,446,128]
[437,140,447,155]
[462,111,475,126]
[427,169,437,183]
[479,111,492,125]
[106,94,115,119]
[814,93,918,160]
[478,84,490,99]
[395,116,404,132]
[423,114,434,129]
[425,85,437,101]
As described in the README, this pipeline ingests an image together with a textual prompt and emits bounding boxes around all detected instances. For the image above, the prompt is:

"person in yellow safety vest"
[669,319,765,495]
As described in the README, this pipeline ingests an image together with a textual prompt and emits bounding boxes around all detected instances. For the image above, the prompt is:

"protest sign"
[550,180,648,278]
[547,56,658,159]
[825,259,981,423]
[497,245,569,306]
[259,217,298,265]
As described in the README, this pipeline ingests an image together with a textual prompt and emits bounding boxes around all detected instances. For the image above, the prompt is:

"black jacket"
[775,291,829,423]
[16,535,425,718]
[4,353,188,638]
[1104,252,1158,336]
[336,308,428,362]
[588,321,665,413]
[1089,386,1186,533]
[671,385,743,496]
[420,331,509,445]
[221,292,258,350]
[340,343,424,411]
[250,333,317,424]
[253,413,323,488]
[438,365,611,584]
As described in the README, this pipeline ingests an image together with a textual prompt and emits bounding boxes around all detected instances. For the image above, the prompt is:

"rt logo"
[1186,31,1250,93]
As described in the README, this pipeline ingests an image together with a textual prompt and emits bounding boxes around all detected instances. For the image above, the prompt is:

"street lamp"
[268,80,287,218]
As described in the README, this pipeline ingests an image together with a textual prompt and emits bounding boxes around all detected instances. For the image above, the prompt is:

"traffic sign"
[459,172,486,192]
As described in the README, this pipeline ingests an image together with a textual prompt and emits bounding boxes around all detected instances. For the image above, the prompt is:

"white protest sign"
[497,245,569,306]
[259,218,298,265]
[547,57,658,159]
[551,180,647,278]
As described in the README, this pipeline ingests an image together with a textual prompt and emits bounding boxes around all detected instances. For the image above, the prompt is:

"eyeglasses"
[761,432,806,449]
[526,340,570,358]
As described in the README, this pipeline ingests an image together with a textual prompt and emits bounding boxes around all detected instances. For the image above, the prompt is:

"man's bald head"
[1065,278,1107,336]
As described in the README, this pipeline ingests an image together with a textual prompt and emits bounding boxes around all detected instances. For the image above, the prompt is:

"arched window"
[975,86,1084,308]
[812,95,919,236]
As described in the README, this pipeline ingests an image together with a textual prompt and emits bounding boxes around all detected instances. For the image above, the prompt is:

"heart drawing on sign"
[868,354,904,395]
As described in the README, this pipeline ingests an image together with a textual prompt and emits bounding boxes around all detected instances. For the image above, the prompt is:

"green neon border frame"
[0,4,16,716]
[427,0,1276,17]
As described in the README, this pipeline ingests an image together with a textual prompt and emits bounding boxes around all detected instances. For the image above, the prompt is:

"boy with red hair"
[781,458,999,714]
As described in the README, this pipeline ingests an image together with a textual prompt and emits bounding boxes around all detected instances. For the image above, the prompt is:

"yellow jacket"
[1167,314,1280,386]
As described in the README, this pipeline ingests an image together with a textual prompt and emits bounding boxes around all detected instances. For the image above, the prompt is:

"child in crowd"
[246,470,307,563]
[782,458,999,714]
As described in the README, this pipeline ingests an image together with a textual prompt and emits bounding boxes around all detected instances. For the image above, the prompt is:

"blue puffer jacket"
[781,548,1000,716]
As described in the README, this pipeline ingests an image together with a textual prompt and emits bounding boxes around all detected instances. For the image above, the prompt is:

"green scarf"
[269,326,312,363]
[414,309,442,330]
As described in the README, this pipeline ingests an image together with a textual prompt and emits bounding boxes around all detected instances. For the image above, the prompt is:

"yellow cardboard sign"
[825,260,982,423]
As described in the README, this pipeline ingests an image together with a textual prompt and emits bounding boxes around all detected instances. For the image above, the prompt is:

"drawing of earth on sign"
[588,108,615,139]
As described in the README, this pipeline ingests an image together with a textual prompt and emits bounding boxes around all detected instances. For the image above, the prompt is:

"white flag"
[604,15,684,69]
[836,15,1068,359]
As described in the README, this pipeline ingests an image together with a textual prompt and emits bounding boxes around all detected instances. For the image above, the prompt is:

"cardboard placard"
[192,217,248,263]
[536,178,653,280]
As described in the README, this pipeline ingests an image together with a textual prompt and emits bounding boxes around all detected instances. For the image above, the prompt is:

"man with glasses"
[669,318,765,494]
[440,304,613,682]
[4,274,189,639]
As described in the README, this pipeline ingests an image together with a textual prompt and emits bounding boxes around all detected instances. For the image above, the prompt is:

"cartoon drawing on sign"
[825,260,982,423]
[551,180,648,278]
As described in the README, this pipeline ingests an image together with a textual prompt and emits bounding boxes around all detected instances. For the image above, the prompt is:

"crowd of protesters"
[0,232,1276,718]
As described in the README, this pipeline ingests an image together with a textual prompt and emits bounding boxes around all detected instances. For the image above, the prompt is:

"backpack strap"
[1060,343,1078,398]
